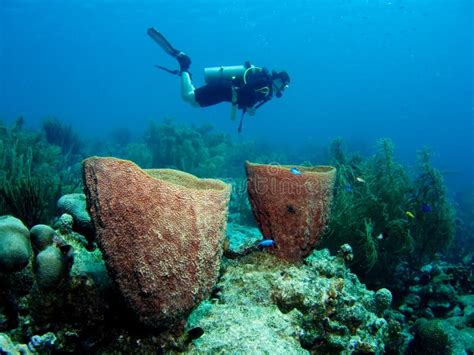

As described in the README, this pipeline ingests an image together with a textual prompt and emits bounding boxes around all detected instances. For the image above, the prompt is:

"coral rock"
[35,246,69,290]
[245,162,336,262]
[30,224,56,252]
[374,288,393,315]
[0,333,18,354]
[57,193,95,242]
[0,216,32,273]
[82,157,231,327]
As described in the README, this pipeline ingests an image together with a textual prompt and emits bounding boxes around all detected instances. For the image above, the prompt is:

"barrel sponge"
[57,193,94,240]
[30,224,56,252]
[0,216,32,273]
[246,162,336,262]
[35,245,68,290]
[82,157,231,327]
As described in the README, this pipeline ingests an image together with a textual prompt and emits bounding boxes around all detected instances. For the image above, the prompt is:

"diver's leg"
[181,72,199,107]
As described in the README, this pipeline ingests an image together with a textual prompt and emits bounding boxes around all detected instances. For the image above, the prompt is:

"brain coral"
[57,193,94,243]
[0,216,32,273]
[30,224,56,252]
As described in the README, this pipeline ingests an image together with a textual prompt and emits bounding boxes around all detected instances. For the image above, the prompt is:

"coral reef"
[394,257,474,354]
[185,248,395,353]
[0,211,115,352]
[0,215,469,353]
[82,157,231,327]
[408,319,454,354]
[0,117,469,353]
[246,162,336,262]
[398,258,473,319]
[224,222,262,257]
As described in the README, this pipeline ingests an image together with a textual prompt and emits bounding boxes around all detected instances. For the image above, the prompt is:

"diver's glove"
[246,107,256,116]
[176,52,191,73]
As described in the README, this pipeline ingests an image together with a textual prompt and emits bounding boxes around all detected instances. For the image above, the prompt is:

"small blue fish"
[258,239,276,247]
[421,203,432,213]
[290,167,302,175]
[345,184,353,193]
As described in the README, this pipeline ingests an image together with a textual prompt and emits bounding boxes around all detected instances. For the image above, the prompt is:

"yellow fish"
[406,211,415,219]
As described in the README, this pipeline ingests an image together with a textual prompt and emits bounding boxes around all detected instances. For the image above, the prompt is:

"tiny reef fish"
[258,239,276,247]
[289,167,302,175]
[356,177,366,183]
[406,211,415,219]
[421,203,433,213]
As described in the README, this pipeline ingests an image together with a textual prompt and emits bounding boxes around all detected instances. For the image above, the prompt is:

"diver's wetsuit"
[194,69,273,109]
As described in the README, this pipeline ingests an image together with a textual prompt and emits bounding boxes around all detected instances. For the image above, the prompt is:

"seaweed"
[408,148,456,262]
[42,117,83,159]
[143,117,227,177]
[0,118,80,227]
[321,138,455,289]
[140,117,284,178]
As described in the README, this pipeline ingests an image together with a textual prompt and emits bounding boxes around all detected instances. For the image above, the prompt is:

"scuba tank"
[204,63,261,84]
[204,62,271,133]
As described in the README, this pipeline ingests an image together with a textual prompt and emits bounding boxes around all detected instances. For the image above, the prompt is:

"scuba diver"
[147,27,290,132]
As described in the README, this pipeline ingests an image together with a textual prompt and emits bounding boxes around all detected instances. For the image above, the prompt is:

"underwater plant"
[0,118,81,227]
[42,117,83,160]
[140,117,286,179]
[143,117,226,177]
[122,143,153,169]
[321,138,455,291]
[109,127,133,147]
[450,186,474,261]
[408,148,456,262]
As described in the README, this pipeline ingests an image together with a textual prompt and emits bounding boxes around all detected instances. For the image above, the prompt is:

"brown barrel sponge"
[82,157,231,328]
[245,161,336,262]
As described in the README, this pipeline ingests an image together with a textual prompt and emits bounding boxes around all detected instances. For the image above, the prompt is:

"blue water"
[1,0,472,190]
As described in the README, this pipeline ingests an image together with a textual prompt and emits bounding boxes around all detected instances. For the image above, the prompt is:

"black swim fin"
[147,27,180,58]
